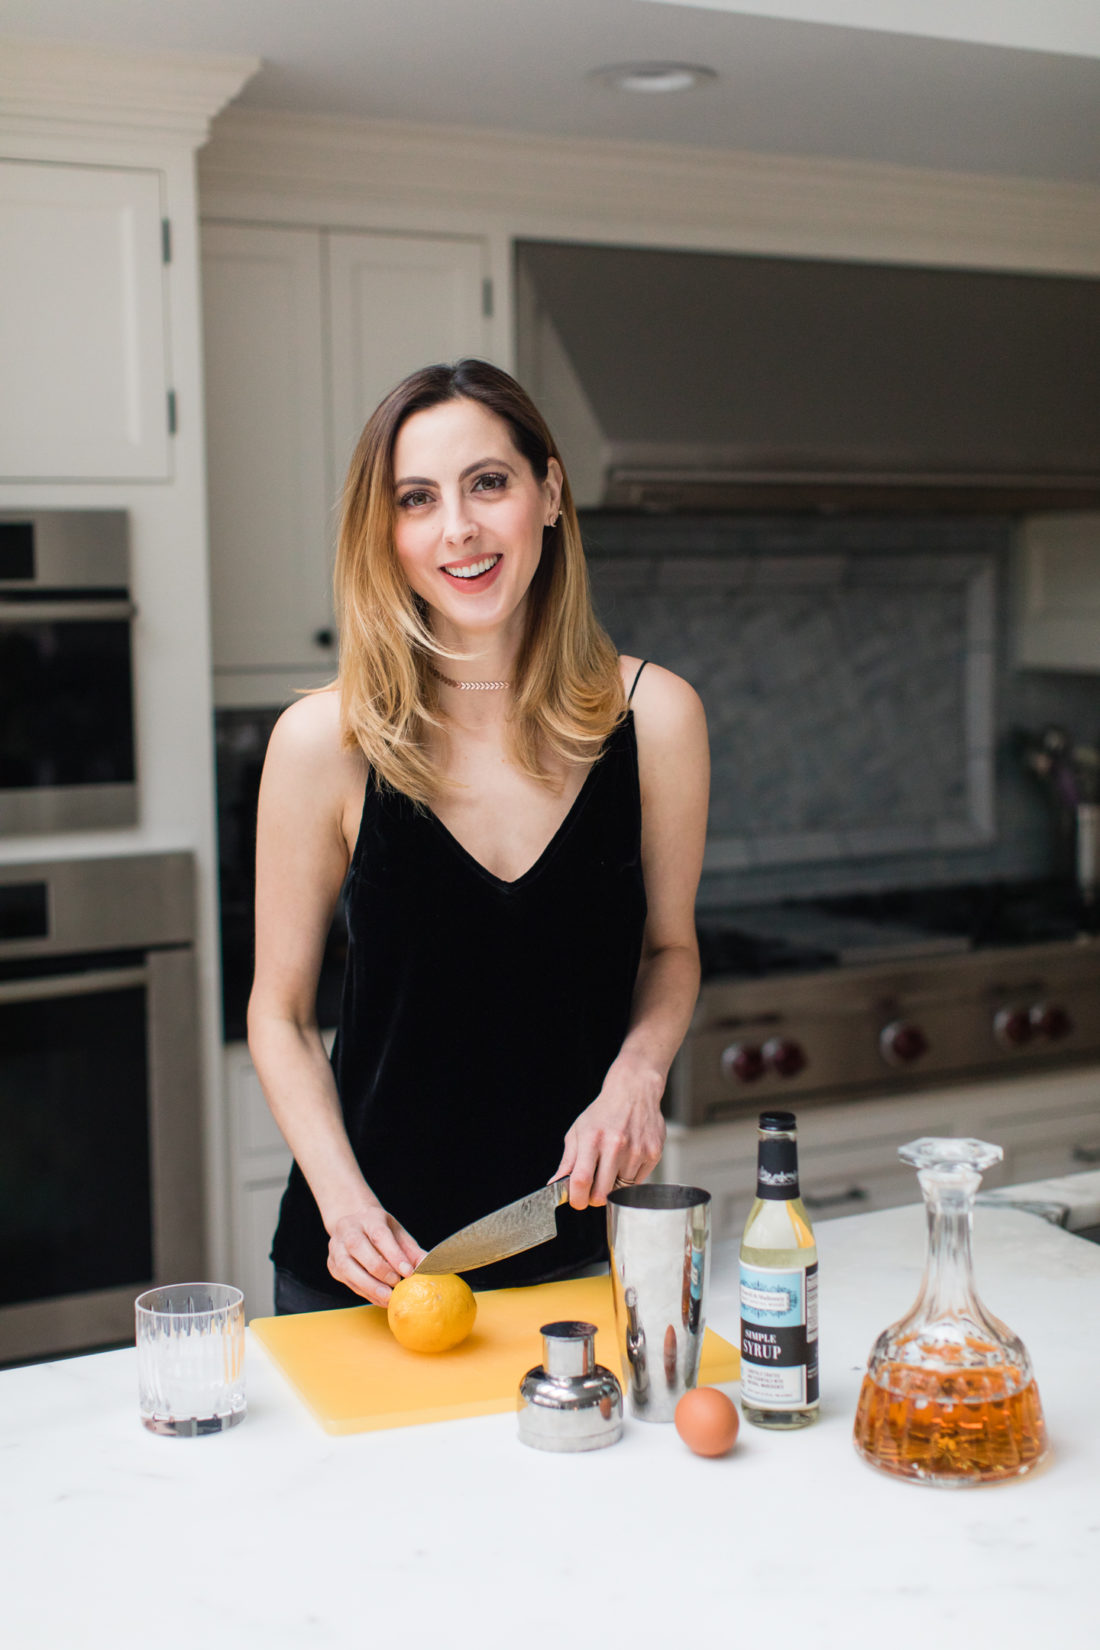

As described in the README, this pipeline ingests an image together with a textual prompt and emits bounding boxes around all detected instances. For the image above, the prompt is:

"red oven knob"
[763,1037,807,1079]
[879,1020,929,1066]
[721,1043,766,1083]
[993,1007,1034,1049]
[1030,1002,1073,1041]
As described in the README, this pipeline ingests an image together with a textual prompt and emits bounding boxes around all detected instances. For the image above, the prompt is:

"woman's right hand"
[326,1203,427,1306]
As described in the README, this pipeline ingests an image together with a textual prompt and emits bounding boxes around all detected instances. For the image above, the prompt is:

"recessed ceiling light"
[591,62,718,95]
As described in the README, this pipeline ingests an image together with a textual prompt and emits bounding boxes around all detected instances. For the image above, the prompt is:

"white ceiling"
[4,0,1100,183]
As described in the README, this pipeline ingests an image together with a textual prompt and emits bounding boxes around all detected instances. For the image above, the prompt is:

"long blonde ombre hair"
[334,359,624,803]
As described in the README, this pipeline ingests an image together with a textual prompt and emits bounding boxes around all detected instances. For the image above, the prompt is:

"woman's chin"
[428,589,529,641]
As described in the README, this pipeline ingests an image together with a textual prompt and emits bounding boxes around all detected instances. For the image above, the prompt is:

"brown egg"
[674,1386,740,1457]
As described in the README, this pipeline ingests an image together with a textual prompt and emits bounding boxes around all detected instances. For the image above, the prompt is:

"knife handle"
[551,1176,571,1206]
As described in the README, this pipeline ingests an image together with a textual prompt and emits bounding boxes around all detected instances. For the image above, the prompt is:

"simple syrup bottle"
[739,1110,820,1429]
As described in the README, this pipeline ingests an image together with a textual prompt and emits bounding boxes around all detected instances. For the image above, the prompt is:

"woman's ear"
[545,457,564,523]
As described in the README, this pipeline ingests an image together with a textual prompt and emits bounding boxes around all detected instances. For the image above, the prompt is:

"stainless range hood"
[515,240,1100,514]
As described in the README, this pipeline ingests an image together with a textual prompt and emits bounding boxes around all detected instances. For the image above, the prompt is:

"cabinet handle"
[1071,1143,1100,1165]
[802,1185,870,1210]
[313,628,335,649]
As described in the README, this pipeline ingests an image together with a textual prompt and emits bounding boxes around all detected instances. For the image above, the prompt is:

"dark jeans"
[273,1267,353,1316]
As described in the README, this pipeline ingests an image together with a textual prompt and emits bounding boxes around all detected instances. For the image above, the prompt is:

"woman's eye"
[472,471,507,493]
[397,489,432,509]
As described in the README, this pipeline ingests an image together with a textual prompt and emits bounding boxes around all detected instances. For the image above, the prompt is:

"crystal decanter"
[853,1138,1050,1486]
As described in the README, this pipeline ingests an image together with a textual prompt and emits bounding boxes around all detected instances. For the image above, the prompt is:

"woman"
[248,359,709,1313]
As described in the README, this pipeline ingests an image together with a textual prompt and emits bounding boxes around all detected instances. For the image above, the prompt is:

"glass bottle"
[739,1110,819,1429]
[853,1137,1050,1486]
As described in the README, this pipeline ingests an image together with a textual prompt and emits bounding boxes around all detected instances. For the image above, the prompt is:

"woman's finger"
[365,1218,417,1280]
[567,1139,598,1208]
[328,1244,395,1306]
[590,1148,624,1208]
[551,1129,578,1187]
[393,1222,428,1269]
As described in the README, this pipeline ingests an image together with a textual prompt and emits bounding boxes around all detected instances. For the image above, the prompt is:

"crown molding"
[0,38,259,146]
[199,107,1100,275]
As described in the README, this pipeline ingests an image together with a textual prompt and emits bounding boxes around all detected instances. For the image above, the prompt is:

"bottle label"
[740,1260,819,1408]
[755,1135,800,1200]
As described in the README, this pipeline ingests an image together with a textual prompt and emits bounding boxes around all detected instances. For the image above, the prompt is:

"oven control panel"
[666,939,1100,1126]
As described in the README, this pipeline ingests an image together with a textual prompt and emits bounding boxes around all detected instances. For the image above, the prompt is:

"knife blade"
[413,1178,572,1276]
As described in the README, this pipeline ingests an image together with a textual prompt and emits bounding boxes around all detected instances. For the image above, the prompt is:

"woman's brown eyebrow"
[460,456,516,479]
[394,457,516,489]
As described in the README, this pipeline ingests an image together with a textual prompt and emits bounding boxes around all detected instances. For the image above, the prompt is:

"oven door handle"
[0,966,147,1004]
[0,599,136,623]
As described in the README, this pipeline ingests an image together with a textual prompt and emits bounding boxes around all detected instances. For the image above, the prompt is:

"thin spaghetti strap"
[627,659,649,704]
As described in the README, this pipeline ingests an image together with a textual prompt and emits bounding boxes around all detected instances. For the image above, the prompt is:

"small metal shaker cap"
[518,1321,623,1452]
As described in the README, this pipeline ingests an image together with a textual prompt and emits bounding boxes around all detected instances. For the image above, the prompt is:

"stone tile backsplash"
[582,513,1099,907]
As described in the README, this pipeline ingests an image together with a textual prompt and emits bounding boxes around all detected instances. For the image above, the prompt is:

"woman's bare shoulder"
[621,657,705,732]
[264,690,362,788]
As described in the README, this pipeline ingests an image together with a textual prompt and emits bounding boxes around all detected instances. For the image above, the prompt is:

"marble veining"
[588,545,994,871]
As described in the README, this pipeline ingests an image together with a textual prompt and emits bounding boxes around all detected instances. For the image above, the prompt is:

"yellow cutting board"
[251,1274,740,1435]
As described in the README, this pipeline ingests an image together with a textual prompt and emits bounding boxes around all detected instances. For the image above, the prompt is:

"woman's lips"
[440,552,503,588]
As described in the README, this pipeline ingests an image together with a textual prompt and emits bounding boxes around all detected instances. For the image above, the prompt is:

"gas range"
[669,880,1100,1125]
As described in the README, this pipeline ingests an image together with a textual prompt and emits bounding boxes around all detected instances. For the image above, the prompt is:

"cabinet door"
[1015,513,1100,671]
[224,1043,291,1321]
[326,231,490,502]
[0,161,169,480]
[237,1178,288,1321]
[201,223,334,695]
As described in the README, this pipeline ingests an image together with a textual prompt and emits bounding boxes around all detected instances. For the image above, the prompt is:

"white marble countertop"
[3,1204,1099,1650]
[980,1168,1100,1230]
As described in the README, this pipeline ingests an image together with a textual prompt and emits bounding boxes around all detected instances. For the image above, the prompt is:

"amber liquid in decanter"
[853,1139,1050,1487]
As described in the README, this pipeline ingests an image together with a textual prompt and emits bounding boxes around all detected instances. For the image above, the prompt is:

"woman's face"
[391,397,562,645]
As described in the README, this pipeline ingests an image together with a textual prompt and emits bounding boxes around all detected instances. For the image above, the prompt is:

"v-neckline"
[424,715,629,889]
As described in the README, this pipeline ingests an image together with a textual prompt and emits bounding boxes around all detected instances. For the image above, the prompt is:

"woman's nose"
[441,494,477,546]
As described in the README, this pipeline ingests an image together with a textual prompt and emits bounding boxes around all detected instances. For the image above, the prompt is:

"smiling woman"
[246,359,709,1313]
[333,361,625,806]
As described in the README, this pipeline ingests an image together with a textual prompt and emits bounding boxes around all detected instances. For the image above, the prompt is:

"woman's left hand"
[552,1053,667,1208]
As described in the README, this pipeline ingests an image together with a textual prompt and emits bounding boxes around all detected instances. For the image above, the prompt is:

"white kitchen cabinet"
[326,230,491,505]
[660,1065,1100,1242]
[965,1078,1100,1186]
[662,1090,958,1241]
[202,223,334,700]
[0,160,170,481]
[226,1034,349,1321]
[1014,513,1100,671]
[224,1042,292,1321]
[202,224,491,706]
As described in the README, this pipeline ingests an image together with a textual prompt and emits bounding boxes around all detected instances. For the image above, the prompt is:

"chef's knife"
[412,1178,572,1276]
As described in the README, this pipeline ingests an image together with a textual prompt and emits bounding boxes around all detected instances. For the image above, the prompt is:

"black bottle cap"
[759,1110,797,1131]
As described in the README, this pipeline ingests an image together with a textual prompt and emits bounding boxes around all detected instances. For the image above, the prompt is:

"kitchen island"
[3,1203,1098,1650]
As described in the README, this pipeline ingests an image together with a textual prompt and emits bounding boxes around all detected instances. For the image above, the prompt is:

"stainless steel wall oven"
[0,854,202,1364]
[0,510,137,834]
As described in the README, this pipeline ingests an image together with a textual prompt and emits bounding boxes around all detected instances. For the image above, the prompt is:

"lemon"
[387,1273,477,1353]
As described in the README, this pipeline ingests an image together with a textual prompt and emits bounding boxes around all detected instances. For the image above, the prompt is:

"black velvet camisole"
[271,687,648,1299]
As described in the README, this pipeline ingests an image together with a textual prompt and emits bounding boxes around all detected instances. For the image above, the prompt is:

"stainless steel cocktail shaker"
[607,1184,711,1422]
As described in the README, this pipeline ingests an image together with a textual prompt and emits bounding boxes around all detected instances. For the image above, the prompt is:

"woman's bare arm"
[247,692,424,1302]
[554,661,709,1206]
